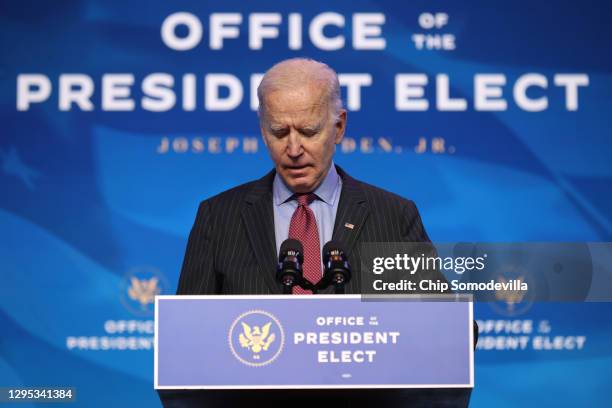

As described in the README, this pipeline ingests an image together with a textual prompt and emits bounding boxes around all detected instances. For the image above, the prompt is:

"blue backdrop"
[1,0,611,406]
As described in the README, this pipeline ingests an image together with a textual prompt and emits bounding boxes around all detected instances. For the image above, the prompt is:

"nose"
[286,131,303,158]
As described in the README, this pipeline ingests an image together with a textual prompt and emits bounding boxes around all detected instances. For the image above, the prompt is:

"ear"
[259,115,271,147]
[258,108,271,147]
[260,125,269,147]
[334,110,347,144]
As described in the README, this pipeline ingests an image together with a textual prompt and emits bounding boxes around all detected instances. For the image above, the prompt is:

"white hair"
[257,57,343,122]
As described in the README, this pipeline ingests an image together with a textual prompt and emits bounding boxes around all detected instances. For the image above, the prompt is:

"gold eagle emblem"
[495,275,526,312]
[128,277,160,309]
[238,321,276,357]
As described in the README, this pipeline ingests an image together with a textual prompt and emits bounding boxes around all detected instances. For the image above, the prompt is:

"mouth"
[284,164,311,170]
[283,164,312,176]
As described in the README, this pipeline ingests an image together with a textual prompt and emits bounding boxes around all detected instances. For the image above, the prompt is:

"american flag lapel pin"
[344,222,355,230]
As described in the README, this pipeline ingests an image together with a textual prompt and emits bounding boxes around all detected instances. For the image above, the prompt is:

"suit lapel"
[331,166,370,294]
[241,170,281,294]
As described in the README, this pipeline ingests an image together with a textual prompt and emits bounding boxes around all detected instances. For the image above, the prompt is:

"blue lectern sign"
[155,295,473,389]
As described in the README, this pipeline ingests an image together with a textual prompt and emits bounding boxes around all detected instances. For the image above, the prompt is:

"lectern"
[155,295,474,407]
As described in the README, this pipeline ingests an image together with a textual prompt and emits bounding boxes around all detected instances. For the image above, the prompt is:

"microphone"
[321,241,351,294]
[276,239,304,294]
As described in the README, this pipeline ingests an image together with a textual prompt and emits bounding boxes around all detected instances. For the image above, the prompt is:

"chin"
[285,178,315,193]
[277,169,312,192]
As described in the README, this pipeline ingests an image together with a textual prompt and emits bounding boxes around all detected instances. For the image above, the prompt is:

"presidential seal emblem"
[490,265,535,317]
[120,266,168,316]
[228,310,285,367]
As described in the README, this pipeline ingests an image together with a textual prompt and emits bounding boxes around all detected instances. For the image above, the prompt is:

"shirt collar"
[273,163,341,207]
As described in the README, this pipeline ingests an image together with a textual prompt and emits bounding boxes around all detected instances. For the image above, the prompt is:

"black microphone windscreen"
[322,241,347,262]
[279,238,304,263]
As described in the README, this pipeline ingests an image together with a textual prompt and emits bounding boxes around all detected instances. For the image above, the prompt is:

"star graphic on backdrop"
[0,147,41,190]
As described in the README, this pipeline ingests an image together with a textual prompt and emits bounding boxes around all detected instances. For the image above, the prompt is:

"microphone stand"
[281,277,318,294]
[333,282,345,294]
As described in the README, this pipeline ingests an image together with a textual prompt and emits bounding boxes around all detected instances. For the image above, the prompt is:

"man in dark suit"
[177,57,432,296]
[160,58,473,407]
[176,164,431,296]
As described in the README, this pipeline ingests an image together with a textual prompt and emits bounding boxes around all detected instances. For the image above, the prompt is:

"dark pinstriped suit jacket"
[160,165,475,407]
[176,165,432,296]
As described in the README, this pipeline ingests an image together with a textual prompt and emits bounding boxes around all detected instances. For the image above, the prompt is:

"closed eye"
[299,127,320,137]
[270,127,289,138]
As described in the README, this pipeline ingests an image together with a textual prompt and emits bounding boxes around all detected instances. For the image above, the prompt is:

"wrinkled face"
[260,84,346,193]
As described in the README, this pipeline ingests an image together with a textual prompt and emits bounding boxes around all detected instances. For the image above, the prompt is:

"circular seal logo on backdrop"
[228,310,285,367]
[120,265,168,316]
[489,264,535,317]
